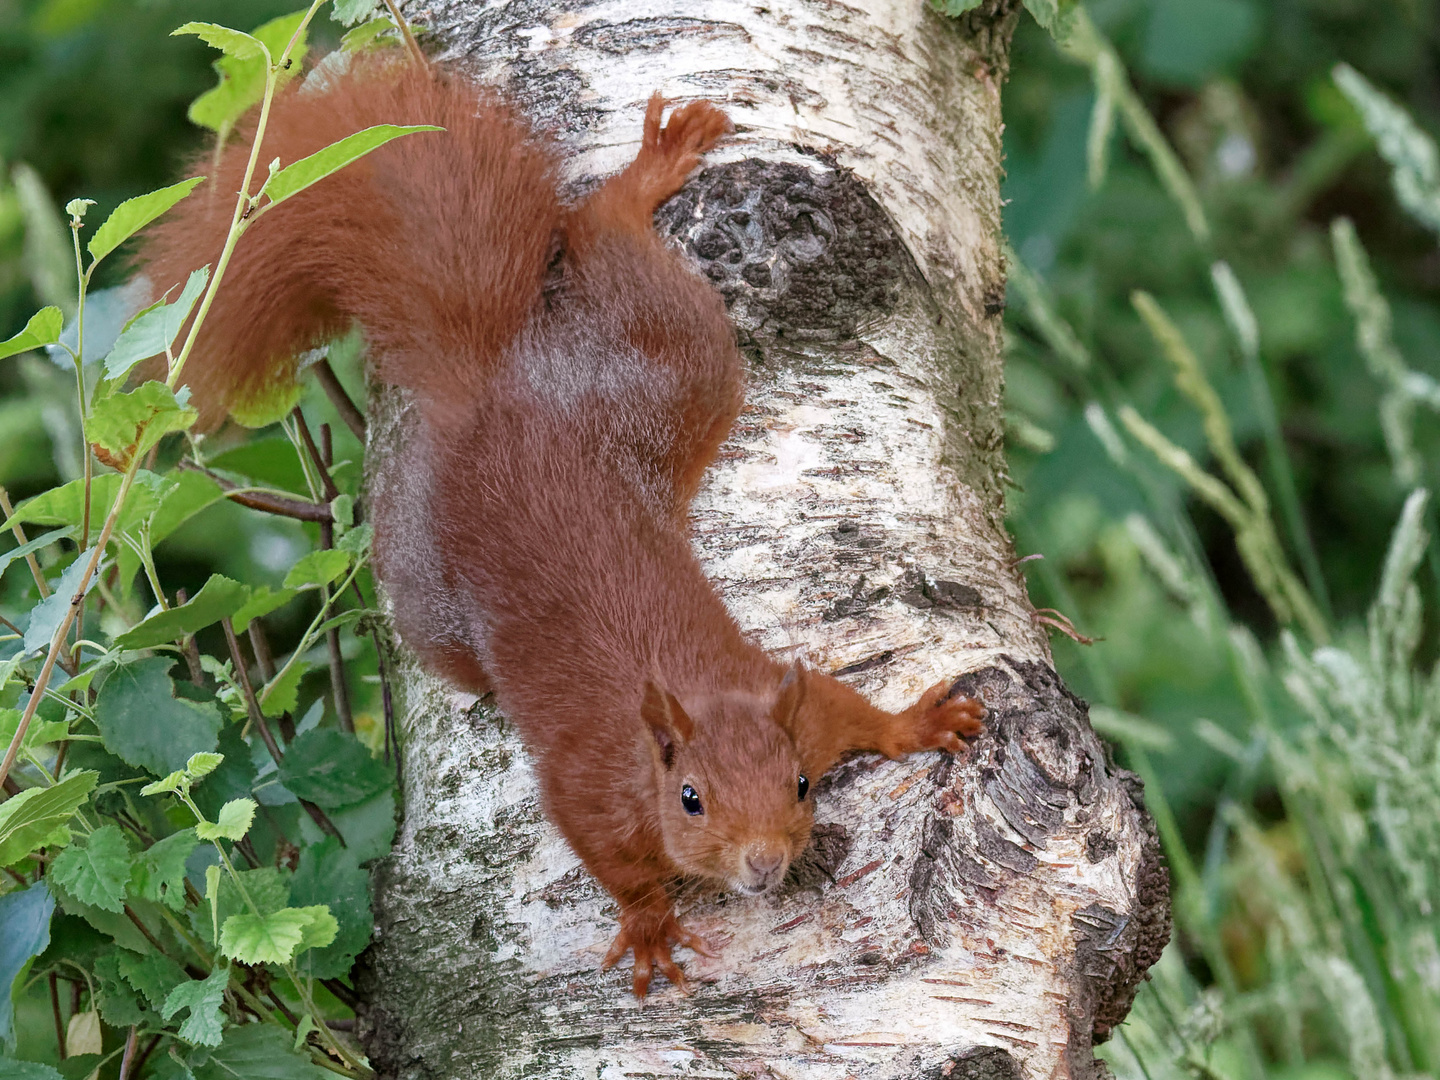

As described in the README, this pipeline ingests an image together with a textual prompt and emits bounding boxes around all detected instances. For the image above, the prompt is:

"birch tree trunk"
[357,1,1171,1076]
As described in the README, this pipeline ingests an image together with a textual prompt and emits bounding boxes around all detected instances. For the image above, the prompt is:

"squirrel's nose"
[745,846,785,882]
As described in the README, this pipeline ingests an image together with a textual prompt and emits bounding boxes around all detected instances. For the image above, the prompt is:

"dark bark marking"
[925,1044,1024,1080]
[900,570,984,612]
[571,16,752,53]
[656,158,919,347]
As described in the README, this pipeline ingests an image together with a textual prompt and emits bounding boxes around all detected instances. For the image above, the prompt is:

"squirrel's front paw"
[894,681,985,756]
[603,910,718,1000]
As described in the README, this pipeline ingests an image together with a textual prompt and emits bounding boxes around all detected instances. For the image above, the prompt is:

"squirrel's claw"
[604,911,716,999]
[897,681,985,756]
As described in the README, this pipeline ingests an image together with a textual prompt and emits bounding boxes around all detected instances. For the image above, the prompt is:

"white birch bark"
[358,1,1170,1077]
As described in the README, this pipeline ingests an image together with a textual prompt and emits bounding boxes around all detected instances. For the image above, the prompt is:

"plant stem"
[0,464,138,791]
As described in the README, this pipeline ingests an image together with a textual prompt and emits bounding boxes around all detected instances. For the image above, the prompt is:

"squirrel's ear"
[771,663,805,731]
[642,680,693,769]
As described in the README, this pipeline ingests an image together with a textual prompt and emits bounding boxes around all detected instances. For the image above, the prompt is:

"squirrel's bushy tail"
[138,60,561,427]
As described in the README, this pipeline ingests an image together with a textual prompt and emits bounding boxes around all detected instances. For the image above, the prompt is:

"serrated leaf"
[131,829,199,911]
[0,882,54,1048]
[261,125,443,208]
[188,13,309,134]
[92,949,150,1027]
[103,267,209,379]
[291,838,372,978]
[283,548,350,590]
[118,471,227,595]
[86,381,199,469]
[0,1062,63,1080]
[172,22,268,62]
[220,905,331,964]
[186,752,224,779]
[230,586,299,633]
[191,1022,334,1080]
[337,522,373,557]
[0,306,64,360]
[141,770,187,797]
[162,965,228,1047]
[260,659,310,719]
[332,0,380,25]
[117,949,188,1011]
[206,864,221,943]
[113,574,249,651]
[278,728,390,809]
[329,494,354,528]
[0,771,97,868]
[94,658,222,776]
[48,824,132,913]
[87,178,206,266]
[195,798,256,842]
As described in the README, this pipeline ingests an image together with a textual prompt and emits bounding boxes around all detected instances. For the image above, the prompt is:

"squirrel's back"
[138,60,562,426]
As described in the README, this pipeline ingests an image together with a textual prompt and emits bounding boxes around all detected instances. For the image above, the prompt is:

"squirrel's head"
[642,668,812,895]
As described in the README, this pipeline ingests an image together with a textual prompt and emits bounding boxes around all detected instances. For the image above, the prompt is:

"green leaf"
[261,125,443,208]
[192,1022,335,1080]
[228,375,305,428]
[87,178,206,266]
[291,837,372,978]
[161,965,228,1047]
[1,470,168,538]
[337,522,372,558]
[103,267,209,379]
[113,574,249,651]
[130,829,199,911]
[0,882,54,1049]
[94,658,222,776]
[332,0,380,25]
[91,949,150,1027]
[186,752,224,779]
[278,728,390,809]
[219,905,332,965]
[140,771,187,797]
[205,864,221,944]
[283,549,350,590]
[929,0,984,13]
[47,824,132,913]
[298,787,394,863]
[0,1062,64,1080]
[117,949,187,1010]
[0,710,70,754]
[342,15,397,52]
[195,797,256,842]
[0,527,68,586]
[172,22,268,62]
[86,381,199,468]
[230,586,299,633]
[0,307,64,360]
[329,493,354,528]
[24,555,102,656]
[188,12,310,135]
[0,771,97,868]
[118,471,227,594]
[259,659,310,719]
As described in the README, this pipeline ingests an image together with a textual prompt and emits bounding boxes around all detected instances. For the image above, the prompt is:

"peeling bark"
[358,1,1169,1076]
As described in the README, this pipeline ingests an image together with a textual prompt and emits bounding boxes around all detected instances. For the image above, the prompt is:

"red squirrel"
[137,58,985,998]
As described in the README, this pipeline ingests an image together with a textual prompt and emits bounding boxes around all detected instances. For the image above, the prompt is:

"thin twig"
[314,357,366,441]
[117,1025,139,1080]
[292,409,340,502]
[0,486,51,600]
[381,0,427,69]
[124,906,167,954]
[176,460,333,523]
[0,613,22,637]
[176,588,205,685]
[132,1034,162,1079]
[248,621,276,682]
[321,978,360,1009]
[318,425,353,733]
[49,972,66,1060]
[222,620,347,845]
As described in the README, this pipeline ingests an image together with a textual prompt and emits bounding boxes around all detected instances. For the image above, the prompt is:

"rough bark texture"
[358,1,1170,1076]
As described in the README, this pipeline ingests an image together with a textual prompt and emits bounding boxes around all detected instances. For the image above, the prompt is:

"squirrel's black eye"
[680,784,703,816]
[797,774,809,801]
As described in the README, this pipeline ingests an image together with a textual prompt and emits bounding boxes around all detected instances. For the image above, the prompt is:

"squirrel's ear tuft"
[772,663,805,731]
[642,679,693,769]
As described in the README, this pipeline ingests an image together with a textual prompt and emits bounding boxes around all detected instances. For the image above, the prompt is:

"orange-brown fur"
[137,58,984,998]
